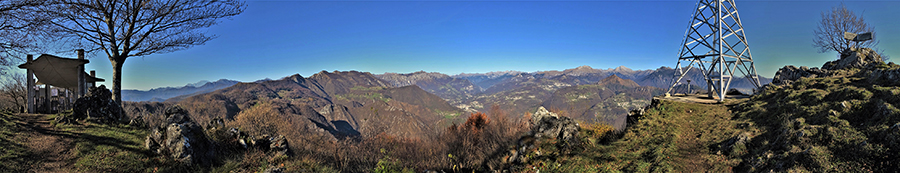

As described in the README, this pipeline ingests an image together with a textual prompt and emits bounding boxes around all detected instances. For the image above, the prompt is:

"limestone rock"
[507,107,580,164]
[144,106,214,166]
[129,115,146,128]
[772,65,828,86]
[823,48,883,70]
[530,107,579,143]
[268,135,290,156]
[717,132,751,156]
[866,62,900,86]
[531,107,557,126]
[71,85,126,124]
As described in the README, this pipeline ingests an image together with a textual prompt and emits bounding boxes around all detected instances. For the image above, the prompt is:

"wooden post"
[77,49,85,98]
[26,55,34,113]
[90,70,96,88]
[44,84,50,113]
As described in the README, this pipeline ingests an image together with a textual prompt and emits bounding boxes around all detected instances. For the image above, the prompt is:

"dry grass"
[220,102,528,172]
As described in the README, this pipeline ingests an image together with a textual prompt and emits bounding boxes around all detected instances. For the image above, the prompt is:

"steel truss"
[666,0,762,101]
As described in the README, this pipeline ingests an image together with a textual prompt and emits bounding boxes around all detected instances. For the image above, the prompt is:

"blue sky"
[31,0,900,90]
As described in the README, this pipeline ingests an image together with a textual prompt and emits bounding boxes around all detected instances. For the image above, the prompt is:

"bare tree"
[0,0,50,75]
[1,73,26,112]
[41,0,245,105]
[813,3,876,54]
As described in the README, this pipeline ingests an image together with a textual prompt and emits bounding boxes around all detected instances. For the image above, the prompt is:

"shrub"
[443,105,526,171]
[579,121,616,146]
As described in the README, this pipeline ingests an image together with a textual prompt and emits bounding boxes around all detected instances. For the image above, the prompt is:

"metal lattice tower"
[666,0,762,102]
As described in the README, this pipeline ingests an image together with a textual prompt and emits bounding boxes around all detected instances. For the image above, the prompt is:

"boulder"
[507,107,580,164]
[70,85,126,124]
[529,107,579,143]
[128,115,147,128]
[268,135,290,156]
[145,106,214,166]
[823,48,883,70]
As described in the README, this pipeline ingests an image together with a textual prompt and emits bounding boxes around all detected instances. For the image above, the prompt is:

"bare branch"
[813,3,876,54]
[39,0,245,104]
[0,0,53,74]
[1,73,27,111]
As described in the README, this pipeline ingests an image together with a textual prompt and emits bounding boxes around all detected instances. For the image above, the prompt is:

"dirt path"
[16,113,76,173]
[658,94,749,104]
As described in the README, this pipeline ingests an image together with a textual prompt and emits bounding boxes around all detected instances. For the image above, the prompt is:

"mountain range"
[126,71,465,140]
[125,65,771,140]
[121,79,240,102]
[376,65,771,125]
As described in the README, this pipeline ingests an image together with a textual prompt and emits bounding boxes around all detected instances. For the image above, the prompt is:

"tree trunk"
[111,59,124,106]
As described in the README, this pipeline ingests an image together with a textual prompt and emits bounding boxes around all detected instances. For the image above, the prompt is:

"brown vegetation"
[444,105,527,171]
[0,73,26,112]
[220,102,527,172]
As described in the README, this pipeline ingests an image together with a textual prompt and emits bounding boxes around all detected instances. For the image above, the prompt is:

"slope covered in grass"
[49,116,164,172]
[522,61,900,172]
[0,111,32,172]
[522,99,754,172]
[732,62,900,172]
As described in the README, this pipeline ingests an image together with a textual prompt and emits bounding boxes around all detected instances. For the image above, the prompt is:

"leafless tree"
[0,0,50,75]
[40,0,245,105]
[1,73,26,112]
[813,3,876,54]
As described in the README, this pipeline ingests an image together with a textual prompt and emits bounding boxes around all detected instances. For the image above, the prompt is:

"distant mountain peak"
[599,74,640,88]
[283,74,306,83]
[187,80,210,87]
[575,65,593,70]
[611,65,632,72]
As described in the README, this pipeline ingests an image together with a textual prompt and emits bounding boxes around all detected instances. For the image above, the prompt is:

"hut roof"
[18,54,104,89]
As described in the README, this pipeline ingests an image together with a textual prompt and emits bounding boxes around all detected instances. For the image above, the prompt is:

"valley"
[125,65,770,141]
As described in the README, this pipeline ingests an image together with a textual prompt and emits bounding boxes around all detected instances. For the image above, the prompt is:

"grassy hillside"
[2,110,339,172]
[0,111,31,172]
[523,62,900,172]
[732,62,900,172]
[0,111,170,172]
[520,99,751,172]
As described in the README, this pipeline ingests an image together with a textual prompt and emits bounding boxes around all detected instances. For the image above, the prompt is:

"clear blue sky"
[52,0,900,90]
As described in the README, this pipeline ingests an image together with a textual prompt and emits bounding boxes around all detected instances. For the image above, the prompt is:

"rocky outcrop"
[716,132,751,156]
[145,106,215,166]
[528,107,579,143]
[772,66,829,86]
[772,48,891,87]
[246,134,291,157]
[865,63,900,86]
[506,107,580,164]
[63,85,126,124]
[823,48,883,70]
[206,117,293,157]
